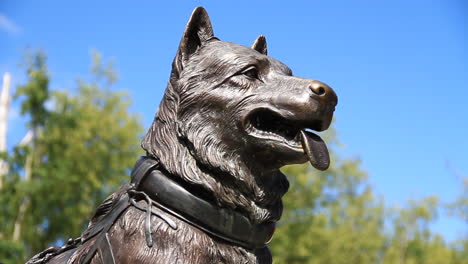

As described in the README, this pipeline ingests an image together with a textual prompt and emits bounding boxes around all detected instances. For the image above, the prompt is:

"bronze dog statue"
[27,6,337,264]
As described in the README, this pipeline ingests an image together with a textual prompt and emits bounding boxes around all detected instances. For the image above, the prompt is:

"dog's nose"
[309,80,338,107]
[309,80,330,96]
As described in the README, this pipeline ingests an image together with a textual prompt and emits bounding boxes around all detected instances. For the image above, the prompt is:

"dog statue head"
[142,7,337,224]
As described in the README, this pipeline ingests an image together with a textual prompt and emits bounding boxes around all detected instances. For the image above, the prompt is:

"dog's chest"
[107,206,271,264]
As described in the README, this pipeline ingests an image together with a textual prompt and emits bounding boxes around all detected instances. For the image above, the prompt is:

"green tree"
[382,196,468,264]
[446,175,468,263]
[0,50,143,262]
[446,176,468,224]
[0,51,50,263]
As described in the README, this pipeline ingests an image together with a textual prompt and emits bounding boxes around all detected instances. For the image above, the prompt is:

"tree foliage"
[0,51,143,262]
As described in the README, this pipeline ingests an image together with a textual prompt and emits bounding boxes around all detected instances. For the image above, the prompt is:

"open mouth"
[245,109,330,170]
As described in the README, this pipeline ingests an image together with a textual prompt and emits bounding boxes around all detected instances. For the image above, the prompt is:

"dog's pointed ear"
[251,35,268,55]
[172,7,215,78]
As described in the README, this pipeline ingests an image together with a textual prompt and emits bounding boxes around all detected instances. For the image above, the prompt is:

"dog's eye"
[241,67,259,80]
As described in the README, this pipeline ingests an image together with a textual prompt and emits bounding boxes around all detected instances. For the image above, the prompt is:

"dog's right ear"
[172,7,215,79]
[251,35,268,55]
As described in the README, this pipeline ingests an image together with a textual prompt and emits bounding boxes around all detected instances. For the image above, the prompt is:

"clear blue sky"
[1,1,466,241]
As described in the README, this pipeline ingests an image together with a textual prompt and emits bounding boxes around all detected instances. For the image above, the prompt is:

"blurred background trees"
[0,50,143,263]
[0,50,466,263]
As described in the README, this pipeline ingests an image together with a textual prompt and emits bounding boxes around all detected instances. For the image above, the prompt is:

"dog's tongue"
[300,130,330,171]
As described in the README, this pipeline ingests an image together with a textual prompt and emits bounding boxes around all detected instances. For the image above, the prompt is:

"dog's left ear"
[251,35,268,55]
[172,7,215,78]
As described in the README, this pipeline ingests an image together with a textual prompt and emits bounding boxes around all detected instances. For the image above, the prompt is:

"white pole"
[0,72,11,190]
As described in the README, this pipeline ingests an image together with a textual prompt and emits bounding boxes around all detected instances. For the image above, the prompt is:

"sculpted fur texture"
[29,6,337,264]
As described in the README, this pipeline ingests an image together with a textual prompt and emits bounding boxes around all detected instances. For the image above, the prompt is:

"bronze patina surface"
[27,6,337,264]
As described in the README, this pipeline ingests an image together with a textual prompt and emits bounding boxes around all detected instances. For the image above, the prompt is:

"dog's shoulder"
[81,184,131,241]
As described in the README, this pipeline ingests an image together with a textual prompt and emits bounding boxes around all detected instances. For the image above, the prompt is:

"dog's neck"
[141,84,289,224]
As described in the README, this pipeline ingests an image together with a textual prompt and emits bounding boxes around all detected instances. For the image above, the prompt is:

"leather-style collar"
[130,156,275,249]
